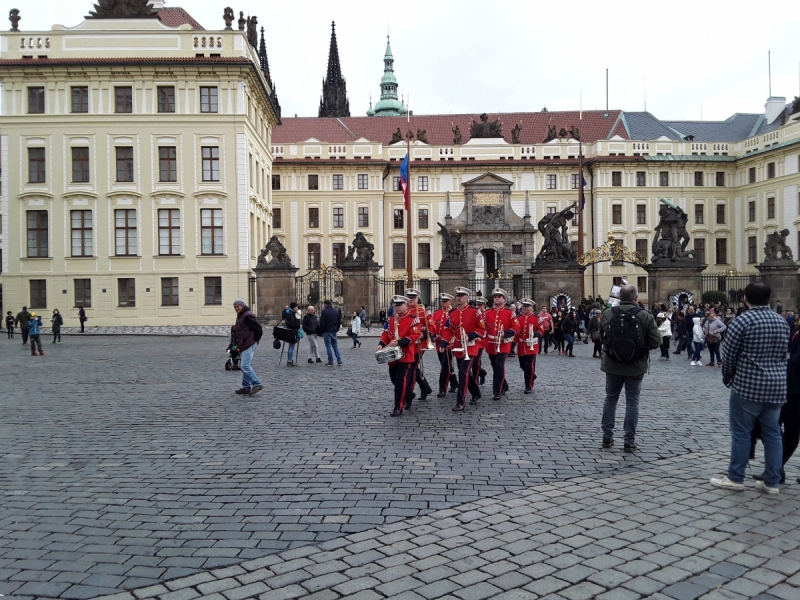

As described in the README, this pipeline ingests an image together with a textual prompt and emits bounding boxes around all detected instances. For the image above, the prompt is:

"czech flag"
[400,153,410,211]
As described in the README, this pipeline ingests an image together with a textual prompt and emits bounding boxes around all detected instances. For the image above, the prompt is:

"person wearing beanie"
[232,299,263,395]
[28,312,44,356]
[282,302,302,366]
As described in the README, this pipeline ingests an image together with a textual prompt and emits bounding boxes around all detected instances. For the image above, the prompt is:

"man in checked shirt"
[711,282,790,494]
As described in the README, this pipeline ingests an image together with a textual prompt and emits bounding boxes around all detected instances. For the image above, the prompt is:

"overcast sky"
[15,0,800,121]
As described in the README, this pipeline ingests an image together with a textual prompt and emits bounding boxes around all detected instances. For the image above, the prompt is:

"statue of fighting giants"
[344,232,376,264]
[764,229,794,262]
[256,235,293,268]
[536,202,578,263]
[438,222,466,263]
[651,198,696,262]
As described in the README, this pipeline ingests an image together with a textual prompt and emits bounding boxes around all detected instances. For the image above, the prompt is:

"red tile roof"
[157,7,204,30]
[273,111,626,145]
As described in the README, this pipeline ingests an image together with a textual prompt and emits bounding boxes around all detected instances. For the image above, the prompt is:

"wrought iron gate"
[373,277,440,316]
[295,266,344,312]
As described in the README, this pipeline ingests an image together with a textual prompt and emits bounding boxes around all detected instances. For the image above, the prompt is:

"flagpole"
[406,99,413,289]
[577,96,586,297]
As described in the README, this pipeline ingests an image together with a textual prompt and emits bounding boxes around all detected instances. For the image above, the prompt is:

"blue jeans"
[602,373,643,444]
[351,333,360,347]
[728,390,783,486]
[691,341,703,362]
[287,342,297,362]
[323,332,342,364]
[564,333,574,356]
[240,345,261,388]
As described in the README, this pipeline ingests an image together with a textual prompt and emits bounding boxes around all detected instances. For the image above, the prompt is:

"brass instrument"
[495,323,504,353]
[527,324,537,351]
[452,325,470,356]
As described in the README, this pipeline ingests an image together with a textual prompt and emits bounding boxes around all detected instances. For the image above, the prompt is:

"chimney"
[765,96,786,124]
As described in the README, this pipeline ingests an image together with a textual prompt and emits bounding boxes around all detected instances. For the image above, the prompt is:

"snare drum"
[375,347,404,364]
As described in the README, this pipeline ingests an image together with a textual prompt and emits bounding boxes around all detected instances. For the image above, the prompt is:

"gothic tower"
[259,27,281,119]
[318,22,350,118]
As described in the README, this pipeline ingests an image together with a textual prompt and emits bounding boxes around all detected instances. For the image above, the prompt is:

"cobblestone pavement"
[1,335,798,599]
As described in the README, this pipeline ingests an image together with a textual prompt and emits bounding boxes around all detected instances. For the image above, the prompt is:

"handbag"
[591,330,601,342]
[273,320,298,343]
[706,332,721,344]
[346,326,353,337]
[297,329,305,339]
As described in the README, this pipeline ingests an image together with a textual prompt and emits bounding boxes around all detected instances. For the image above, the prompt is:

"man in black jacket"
[319,299,343,366]
[232,299,263,395]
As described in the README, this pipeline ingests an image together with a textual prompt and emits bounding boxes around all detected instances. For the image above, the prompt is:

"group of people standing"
[5,306,71,355]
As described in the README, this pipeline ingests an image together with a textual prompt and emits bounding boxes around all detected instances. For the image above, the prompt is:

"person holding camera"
[232,299,263,396]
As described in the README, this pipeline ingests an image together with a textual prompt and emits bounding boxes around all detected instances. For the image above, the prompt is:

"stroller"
[225,327,242,370]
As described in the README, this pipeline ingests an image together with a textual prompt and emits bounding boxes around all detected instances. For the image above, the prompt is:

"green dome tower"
[369,36,407,117]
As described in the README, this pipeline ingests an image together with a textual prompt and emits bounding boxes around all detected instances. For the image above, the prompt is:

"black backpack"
[604,307,646,362]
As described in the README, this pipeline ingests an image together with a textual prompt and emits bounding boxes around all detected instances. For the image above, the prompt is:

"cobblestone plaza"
[2,334,800,599]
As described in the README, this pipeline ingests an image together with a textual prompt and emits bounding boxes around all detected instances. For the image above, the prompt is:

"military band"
[377,295,422,416]
[484,288,519,401]
[376,286,544,414]
[514,299,540,394]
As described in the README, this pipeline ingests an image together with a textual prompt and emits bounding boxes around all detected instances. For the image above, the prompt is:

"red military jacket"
[378,312,422,363]
[515,312,540,357]
[485,306,519,355]
[408,303,434,351]
[440,306,486,358]
[431,308,448,346]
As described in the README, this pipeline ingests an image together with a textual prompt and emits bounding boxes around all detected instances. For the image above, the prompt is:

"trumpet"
[495,323,504,353]
[452,325,469,355]
[527,324,537,351]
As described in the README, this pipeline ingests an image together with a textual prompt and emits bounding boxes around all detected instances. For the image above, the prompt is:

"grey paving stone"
[524,576,570,596]
[660,581,708,600]
[452,581,502,600]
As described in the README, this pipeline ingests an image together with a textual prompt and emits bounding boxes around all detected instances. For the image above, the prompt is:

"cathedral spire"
[259,26,281,120]
[318,21,350,118]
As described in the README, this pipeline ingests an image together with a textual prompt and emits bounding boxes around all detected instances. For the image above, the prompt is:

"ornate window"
[158,209,181,256]
[70,210,93,257]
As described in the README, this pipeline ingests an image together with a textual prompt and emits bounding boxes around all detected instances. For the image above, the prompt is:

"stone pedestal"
[643,262,707,306]
[435,264,472,297]
[755,261,800,310]
[528,264,586,309]
[254,265,298,322]
[340,262,382,317]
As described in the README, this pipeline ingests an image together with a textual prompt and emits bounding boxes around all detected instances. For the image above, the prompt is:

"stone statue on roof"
[222,7,234,29]
[511,124,522,144]
[391,128,403,144]
[246,15,258,49]
[452,125,462,145]
[569,125,581,141]
[87,0,157,18]
[543,124,558,143]
[470,113,502,138]
[416,129,428,144]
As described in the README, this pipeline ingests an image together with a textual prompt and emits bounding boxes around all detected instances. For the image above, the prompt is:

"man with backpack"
[600,284,662,452]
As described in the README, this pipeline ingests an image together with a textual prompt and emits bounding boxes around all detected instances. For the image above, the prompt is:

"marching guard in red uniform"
[514,299,540,394]
[469,297,489,396]
[406,289,435,400]
[484,288,519,401]
[440,287,486,411]
[432,293,458,397]
[377,295,422,417]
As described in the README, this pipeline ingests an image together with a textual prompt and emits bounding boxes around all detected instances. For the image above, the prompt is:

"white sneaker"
[690,361,696,366]
[710,476,744,491]
[755,480,779,495]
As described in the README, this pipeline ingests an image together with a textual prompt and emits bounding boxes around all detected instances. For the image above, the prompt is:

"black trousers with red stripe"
[518,354,537,391]
[456,356,482,407]
[414,351,433,397]
[438,350,458,394]
[470,349,488,386]
[487,352,509,396]
[389,361,416,412]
